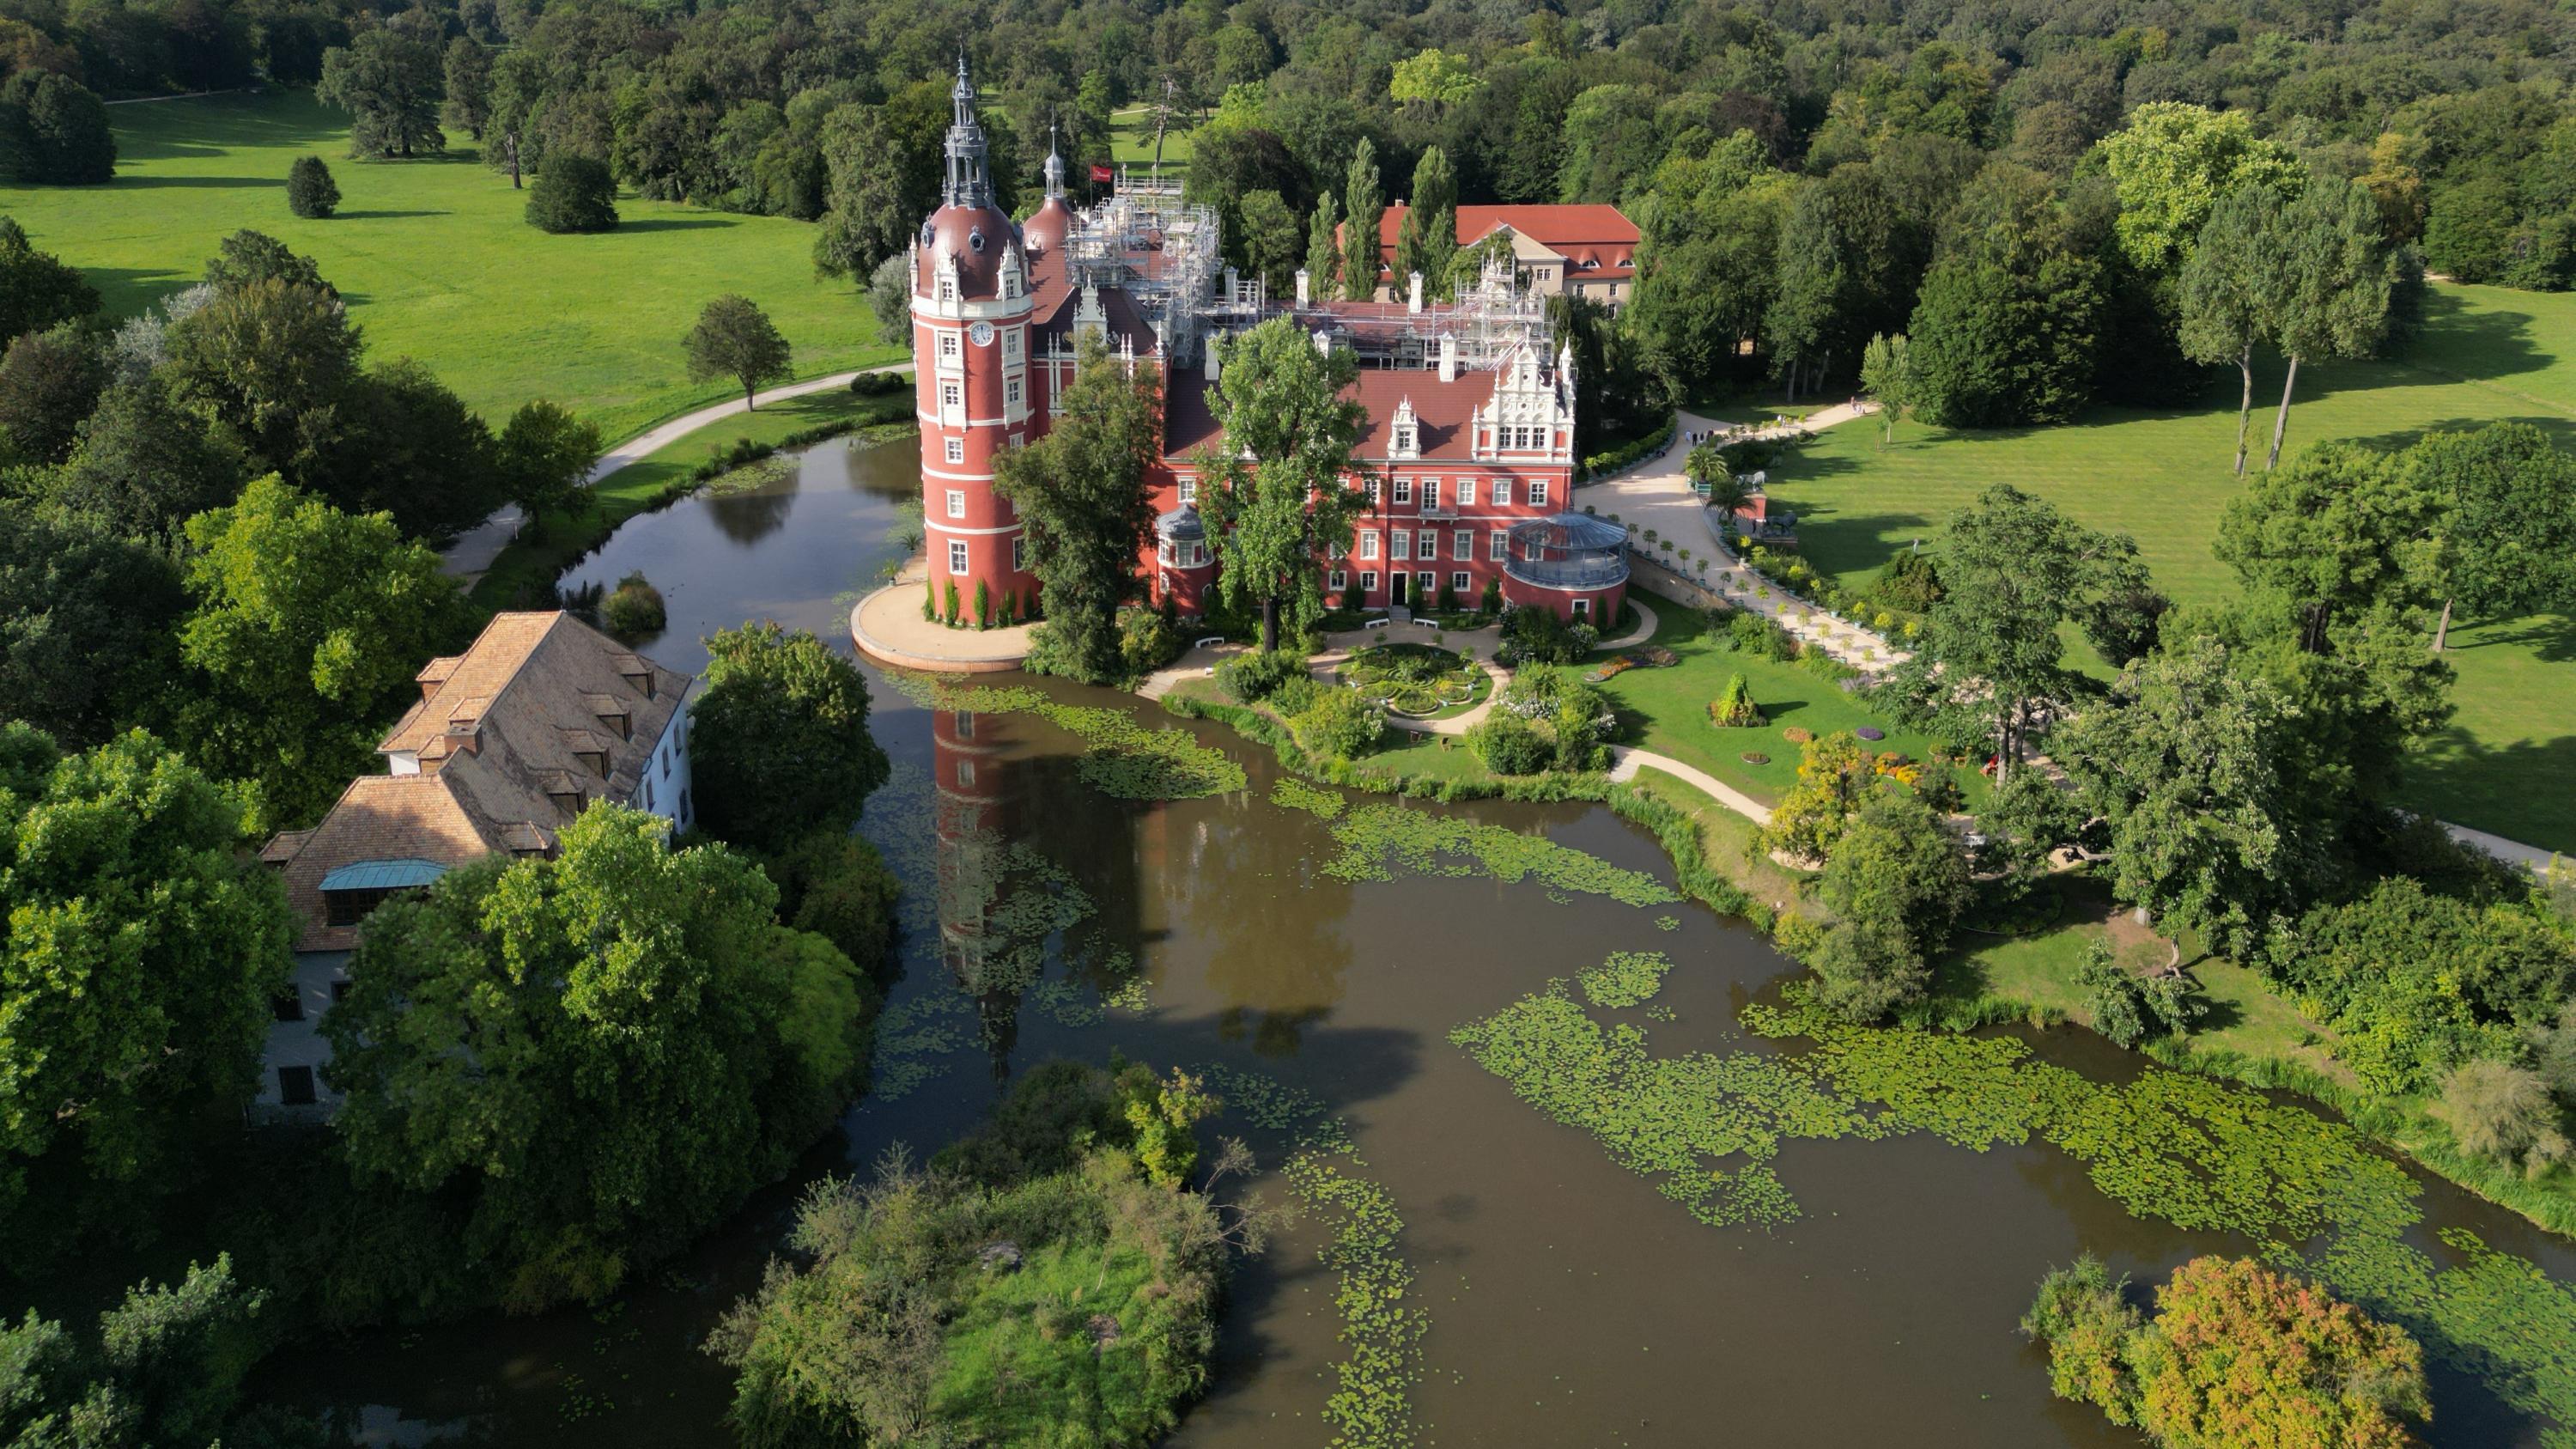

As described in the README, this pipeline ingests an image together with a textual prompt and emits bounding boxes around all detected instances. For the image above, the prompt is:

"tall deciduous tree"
[0,71,115,184]
[0,502,185,744]
[440,37,491,137]
[1303,189,1340,298]
[173,476,463,825]
[1339,137,1382,301]
[994,336,1163,683]
[0,726,291,1251]
[2262,177,2395,470]
[2177,183,2285,475]
[1235,188,1302,299]
[1881,484,2146,782]
[0,1257,275,1443]
[2405,422,2576,648]
[324,807,875,1312]
[685,295,792,409]
[0,216,98,338]
[689,622,890,855]
[1904,164,2103,428]
[496,399,601,528]
[52,378,245,544]
[164,274,361,477]
[317,29,447,160]
[1196,318,1371,652]
[0,323,106,465]
[2058,634,2300,955]
[1807,788,1970,1022]
[2095,101,2304,277]
[2215,441,2439,657]
[1857,332,1912,443]
[1394,146,1458,300]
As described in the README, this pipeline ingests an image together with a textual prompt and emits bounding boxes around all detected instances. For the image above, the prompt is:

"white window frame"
[1452,531,1471,560]
[1492,478,1512,507]
[1572,597,1591,617]
[948,540,969,575]
[938,332,960,361]
[1360,570,1379,591]
[1002,328,1021,360]
[946,490,965,519]
[1418,570,1436,597]
[1178,478,1197,505]
[1422,478,1441,510]
[1457,477,1476,508]
[1359,532,1380,560]
[1012,534,1026,571]
[1365,478,1382,506]
[940,382,962,410]
[1329,569,1348,591]
[1391,531,1411,561]
[1005,376,1022,407]
[1528,480,1551,508]
[1392,477,1413,505]
[1450,571,1471,594]
[1416,529,1437,559]
[944,437,965,465]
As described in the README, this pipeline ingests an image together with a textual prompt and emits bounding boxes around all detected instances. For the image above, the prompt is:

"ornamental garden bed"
[1336,643,1487,719]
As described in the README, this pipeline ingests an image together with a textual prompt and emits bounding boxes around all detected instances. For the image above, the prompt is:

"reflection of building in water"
[931,706,1010,988]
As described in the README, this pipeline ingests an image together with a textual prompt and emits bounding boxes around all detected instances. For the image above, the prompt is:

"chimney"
[1438,334,1457,382]
[1407,271,1424,314]
[1294,267,1310,307]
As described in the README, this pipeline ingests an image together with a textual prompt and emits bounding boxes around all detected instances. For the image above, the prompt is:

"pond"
[259,434,2576,1447]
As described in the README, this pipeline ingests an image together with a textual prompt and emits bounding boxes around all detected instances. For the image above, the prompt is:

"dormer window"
[576,750,607,779]
[1389,398,1421,460]
[548,788,586,819]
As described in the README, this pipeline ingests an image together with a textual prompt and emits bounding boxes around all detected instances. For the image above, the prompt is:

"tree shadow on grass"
[614,216,735,234]
[334,208,449,221]
[2398,729,2576,855]
[110,174,284,189]
[2337,413,2576,458]
[2448,611,2576,666]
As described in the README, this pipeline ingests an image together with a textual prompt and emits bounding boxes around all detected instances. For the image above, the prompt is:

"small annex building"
[252,610,697,1119]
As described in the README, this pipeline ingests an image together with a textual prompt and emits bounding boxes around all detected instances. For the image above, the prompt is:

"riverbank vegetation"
[708,1060,1255,1446]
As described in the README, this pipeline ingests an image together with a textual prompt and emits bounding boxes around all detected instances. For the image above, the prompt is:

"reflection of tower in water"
[931,706,1011,990]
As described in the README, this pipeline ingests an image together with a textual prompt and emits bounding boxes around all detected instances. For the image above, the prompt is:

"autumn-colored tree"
[2024,1254,2431,1449]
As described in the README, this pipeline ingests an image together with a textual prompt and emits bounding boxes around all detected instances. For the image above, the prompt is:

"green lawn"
[1592,588,1984,810]
[0,89,900,442]
[1108,104,1193,180]
[1763,283,2576,850]
[1624,765,1816,916]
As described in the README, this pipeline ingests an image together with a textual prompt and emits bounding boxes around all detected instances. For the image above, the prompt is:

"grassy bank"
[1761,283,2576,849]
[468,386,916,612]
[1590,588,1983,811]
[0,88,902,441]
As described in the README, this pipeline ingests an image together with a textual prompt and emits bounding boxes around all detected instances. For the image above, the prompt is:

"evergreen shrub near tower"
[975,579,991,629]
[923,575,936,620]
[287,155,339,218]
[944,578,961,625]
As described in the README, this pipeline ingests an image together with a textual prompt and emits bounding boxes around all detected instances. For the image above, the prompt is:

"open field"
[1108,103,1194,181]
[0,89,901,442]
[1763,283,2576,850]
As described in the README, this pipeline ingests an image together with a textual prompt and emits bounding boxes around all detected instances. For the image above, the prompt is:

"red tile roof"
[1162,366,1510,465]
[1371,204,1639,283]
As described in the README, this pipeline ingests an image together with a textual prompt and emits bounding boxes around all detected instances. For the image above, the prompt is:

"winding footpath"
[440,363,908,581]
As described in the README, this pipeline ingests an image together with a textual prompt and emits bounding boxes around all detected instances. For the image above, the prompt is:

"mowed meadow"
[1,89,901,441]
[1764,283,2576,853]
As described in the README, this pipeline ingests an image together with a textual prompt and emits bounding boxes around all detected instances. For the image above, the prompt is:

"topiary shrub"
[1708,673,1763,727]
[287,155,339,218]
[1479,576,1503,614]
[1117,607,1181,677]
[943,577,961,624]
[526,154,619,234]
[849,369,906,396]
[600,570,666,636]
[974,578,991,629]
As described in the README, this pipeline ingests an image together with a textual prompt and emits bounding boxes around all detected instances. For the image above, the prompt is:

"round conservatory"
[1152,504,1216,618]
[1501,511,1631,623]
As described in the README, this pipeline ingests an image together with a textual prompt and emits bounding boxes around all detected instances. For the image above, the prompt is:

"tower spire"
[944,55,991,209]
[1043,122,1064,199]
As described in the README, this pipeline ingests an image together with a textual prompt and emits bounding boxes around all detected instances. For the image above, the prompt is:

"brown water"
[261,437,2567,1447]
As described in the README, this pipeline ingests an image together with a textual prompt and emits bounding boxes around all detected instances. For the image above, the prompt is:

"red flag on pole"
[1090,163,1115,183]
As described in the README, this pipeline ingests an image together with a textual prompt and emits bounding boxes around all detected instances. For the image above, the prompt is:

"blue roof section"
[1512,512,1631,551]
[318,858,450,893]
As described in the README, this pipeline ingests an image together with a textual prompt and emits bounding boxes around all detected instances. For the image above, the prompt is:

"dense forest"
[9,0,2571,458]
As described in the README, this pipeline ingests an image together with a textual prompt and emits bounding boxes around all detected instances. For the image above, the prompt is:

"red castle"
[908,62,1625,629]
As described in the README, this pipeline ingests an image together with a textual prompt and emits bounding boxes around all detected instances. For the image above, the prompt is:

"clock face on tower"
[968,322,995,348]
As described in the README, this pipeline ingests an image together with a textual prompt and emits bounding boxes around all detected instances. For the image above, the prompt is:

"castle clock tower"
[913,59,1039,623]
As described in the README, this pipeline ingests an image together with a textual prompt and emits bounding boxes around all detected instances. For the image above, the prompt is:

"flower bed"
[1338,643,1484,718]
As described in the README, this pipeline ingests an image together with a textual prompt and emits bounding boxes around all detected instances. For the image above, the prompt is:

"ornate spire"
[1043,123,1064,198]
[943,56,992,209]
